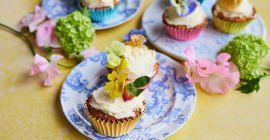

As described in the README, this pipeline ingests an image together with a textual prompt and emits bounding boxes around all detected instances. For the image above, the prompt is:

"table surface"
[1,0,270,139]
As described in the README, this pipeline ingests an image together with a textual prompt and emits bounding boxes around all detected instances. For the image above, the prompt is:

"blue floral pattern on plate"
[60,51,196,139]
[42,0,142,30]
[142,0,266,61]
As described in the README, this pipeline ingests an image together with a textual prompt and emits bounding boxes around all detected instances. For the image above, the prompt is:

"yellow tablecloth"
[1,0,270,139]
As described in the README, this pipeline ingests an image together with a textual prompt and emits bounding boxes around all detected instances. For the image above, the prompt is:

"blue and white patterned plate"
[42,0,142,30]
[60,51,196,139]
[142,0,266,61]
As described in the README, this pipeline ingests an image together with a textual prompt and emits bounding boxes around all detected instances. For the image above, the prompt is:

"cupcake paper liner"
[89,4,120,22]
[163,22,207,41]
[212,14,255,34]
[84,105,145,137]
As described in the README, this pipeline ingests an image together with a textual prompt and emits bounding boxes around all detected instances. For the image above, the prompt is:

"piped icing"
[90,86,145,119]
[118,45,157,79]
[81,0,120,9]
[164,2,206,28]
[214,0,254,18]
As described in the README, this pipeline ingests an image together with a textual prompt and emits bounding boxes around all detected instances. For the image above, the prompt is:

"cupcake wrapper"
[163,22,207,41]
[89,4,120,22]
[85,105,144,137]
[212,14,254,34]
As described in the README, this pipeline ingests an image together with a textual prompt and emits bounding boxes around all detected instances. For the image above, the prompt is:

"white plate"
[142,0,266,61]
[60,51,196,139]
[42,0,142,30]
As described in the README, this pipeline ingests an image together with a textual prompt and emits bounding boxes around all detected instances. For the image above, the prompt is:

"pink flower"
[19,5,47,32]
[69,47,100,60]
[36,19,60,49]
[184,46,240,94]
[79,47,100,59]
[27,54,63,86]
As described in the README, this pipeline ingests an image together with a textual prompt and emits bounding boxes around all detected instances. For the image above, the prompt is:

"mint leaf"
[127,82,144,97]
[133,76,150,88]
[236,73,269,94]
[80,6,90,17]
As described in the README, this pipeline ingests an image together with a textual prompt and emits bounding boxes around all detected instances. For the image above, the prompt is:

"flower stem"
[46,58,75,68]
[261,67,270,71]
[0,23,35,56]
[0,23,74,69]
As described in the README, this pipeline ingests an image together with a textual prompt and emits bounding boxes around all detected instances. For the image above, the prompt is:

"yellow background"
[1,0,270,139]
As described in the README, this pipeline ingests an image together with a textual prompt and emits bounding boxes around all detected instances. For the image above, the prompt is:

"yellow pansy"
[105,71,128,98]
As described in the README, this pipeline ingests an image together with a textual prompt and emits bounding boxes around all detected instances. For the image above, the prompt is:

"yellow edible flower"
[105,71,128,98]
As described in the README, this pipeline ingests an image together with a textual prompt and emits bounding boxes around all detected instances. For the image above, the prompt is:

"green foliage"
[220,34,269,80]
[236,73,269,94]
[80,6,90,17]
[54,11,96,55]
[127,76,151,97]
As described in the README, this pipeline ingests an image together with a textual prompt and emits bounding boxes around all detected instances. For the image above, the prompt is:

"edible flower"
[36,19,60,50]
[19,5,47,32]
[184,46,240,94]
[105,41,128,72]
[27,54,63,86]
[105,71,128,98]
[170,0,197,17]
[69,46,100,63]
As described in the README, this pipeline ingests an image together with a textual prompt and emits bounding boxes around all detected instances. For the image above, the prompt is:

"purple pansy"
[170,0,197,17]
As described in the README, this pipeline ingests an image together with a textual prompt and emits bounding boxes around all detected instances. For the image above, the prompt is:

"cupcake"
[212,0,256,34]
[105,35,159,101]
[85,77,146,136]
[79,0,120,22]
[162,0,207,41]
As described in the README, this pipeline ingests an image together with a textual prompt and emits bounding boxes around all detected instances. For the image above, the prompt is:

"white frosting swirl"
[90,86,145,119]
[214,0,254,18]
[82,0,119,9]
[117,45,157,79]
[163,3,206,28]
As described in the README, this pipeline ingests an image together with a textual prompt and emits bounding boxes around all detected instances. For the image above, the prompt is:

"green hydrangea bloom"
[220,34,269,80]
[55,11,96,55]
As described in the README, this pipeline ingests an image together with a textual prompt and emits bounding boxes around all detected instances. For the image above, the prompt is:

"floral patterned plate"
[60,51,196,139]
[142,0,266,61]
[42,0,142,30]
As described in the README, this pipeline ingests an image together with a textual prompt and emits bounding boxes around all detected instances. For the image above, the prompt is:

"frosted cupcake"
[212,0,256,34]
[85,72,147,136]
[105,35,159,101]
[162,0,207,41]
[79,0,120,22]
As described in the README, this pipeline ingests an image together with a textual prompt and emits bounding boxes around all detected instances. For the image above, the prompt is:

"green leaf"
[45,47,53,53]
[127,83,144,97]
[133,76,150,88]
[80,6,90,17]
[236,73,269,94]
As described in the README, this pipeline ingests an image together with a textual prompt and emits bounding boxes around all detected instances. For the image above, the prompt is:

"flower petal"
[111,41,126,56]
[196,58,216,77]
[36,19,58,48]
[105,81,115,92]
[184,45,196,64]
[118,72,128,82]
[27,54,48,75]
[46,54,63,79]
[216,53,231,67]
[28,5,47,32]
[116,58,128,72]
[107,53,121,67]
[79,46,100,59]
[37,72,53,86]
[106,62,115,68]
[170,0,179,7]
[200,63,240,94]
[108,71,117,81]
